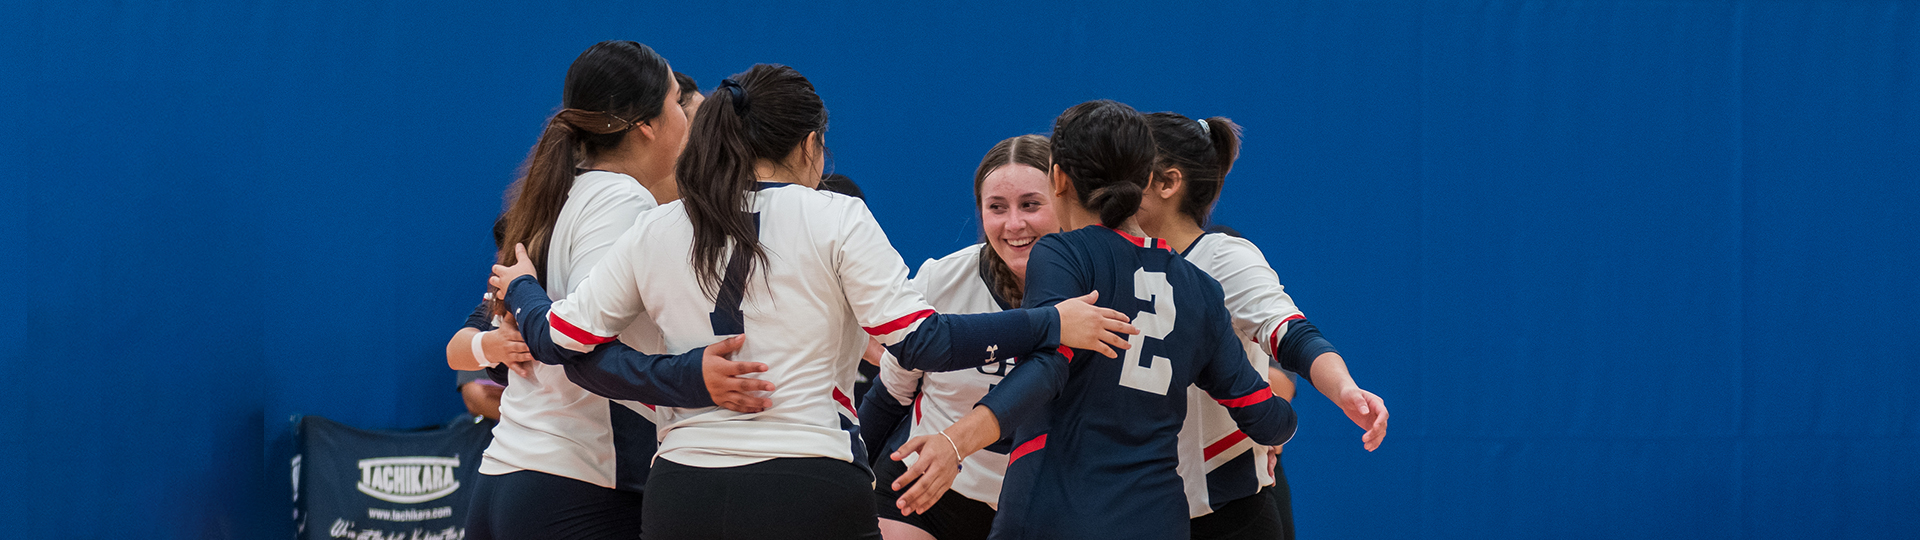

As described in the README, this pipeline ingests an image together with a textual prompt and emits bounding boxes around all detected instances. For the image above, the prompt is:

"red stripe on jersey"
[550,312,615,346]
[644,403,657,411]
[1057,345,1073,362]
[1216,390,1274,408]
[912,394,923,423]
[1203,430,1250,460]
[1264,314,1306,357]
[1101,227,1175,252]
[1009,434,1048,464]
[864,309,935,336]
[833,388,857,417]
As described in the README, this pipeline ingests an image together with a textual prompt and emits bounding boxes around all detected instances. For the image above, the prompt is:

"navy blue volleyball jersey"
[977,226,1297,540]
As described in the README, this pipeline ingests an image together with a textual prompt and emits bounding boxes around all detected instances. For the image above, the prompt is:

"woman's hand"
[1054,291,1138,358]
[488,243,539,301]
[862,337,887,366]
[1338,386,1389,451]
[701,335,776,413]
[889,432,963,515]
[491,309,537,378]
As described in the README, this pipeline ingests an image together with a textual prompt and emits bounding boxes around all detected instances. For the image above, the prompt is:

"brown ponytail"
[498,118,581,282]
[675,64,827,300]
[973,134,1052,308]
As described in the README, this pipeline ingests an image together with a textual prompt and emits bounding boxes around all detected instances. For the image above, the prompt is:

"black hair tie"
[718,78,751,115]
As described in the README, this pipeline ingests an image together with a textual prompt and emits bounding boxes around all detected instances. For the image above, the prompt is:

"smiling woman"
[857,134,1059,540]
[977,134,1058,310]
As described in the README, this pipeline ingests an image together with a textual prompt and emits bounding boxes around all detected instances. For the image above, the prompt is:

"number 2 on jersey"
[1118,268,1175,395]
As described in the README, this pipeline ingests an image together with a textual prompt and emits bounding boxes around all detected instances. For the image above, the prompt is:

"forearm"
[446,328,485,370]
[858,377,915,462]
[1309,352,1360,402]
[885,307,1059,373]
[502,275,595,366]
[561,342,714,407]
[1268,366,1297,402]
[945,405,1004,456]
[974,351,1067,440]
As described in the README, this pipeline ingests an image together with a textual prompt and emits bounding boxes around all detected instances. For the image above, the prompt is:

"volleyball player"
[488,64,1139,540]
[1133,112,1390,540]
[446,40,703,540]
[888,100,1297,540]
[859,134,1058,540]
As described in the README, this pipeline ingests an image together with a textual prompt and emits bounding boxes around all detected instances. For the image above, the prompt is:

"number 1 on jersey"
[1118,268,1175,395]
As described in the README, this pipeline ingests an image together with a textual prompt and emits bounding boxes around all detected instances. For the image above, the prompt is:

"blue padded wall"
[2,1,1914,538]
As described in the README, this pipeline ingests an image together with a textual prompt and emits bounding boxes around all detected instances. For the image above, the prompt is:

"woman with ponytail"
[1134,112,1389,540]
[448,40,694,540]
[886,100,1298,540]
[487,66,1138,540]
[858,134,1059,540]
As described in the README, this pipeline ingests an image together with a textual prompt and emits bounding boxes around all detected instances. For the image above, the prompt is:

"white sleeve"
[562,184,652,290]
[873,260,939,404]
[544,198,652,353]
[832,199,939,346]
[1209,238,1307,356]
[877,351,921,405]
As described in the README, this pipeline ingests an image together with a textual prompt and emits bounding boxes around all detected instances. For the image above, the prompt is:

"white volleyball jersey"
[480,170,665,489]
[875,244,1013,507]
[1175,232,1306,516]
[544,182,947,468]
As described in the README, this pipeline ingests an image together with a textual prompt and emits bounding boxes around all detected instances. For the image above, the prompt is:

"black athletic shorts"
[464,469,645,540]
[871,451,997,540]
[1190,485,1286,540]
[645,457,882,540]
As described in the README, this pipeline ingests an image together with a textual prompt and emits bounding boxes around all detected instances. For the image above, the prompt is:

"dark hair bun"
[1087,182,1145,229]
[1050,100,1156,228]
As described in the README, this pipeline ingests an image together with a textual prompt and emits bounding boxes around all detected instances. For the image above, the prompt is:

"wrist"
[1027,306,1062,348]
[938,431,966,463]
[471,331,497,368]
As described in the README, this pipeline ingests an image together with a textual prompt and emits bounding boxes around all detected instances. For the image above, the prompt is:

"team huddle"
[445,40,1390,540]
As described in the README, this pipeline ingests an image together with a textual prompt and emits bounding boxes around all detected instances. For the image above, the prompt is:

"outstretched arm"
[1262,321,1387,451]
[833,201,1133,374]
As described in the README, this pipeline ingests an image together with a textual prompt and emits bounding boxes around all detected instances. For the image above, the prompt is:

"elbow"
[1260,405,1299,447]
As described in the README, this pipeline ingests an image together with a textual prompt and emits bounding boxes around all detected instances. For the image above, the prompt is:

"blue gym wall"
[2,1,1914,538]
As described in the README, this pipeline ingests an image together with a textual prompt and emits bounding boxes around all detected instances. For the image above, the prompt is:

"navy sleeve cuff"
[1026,306,1061,349]
[499,275,583,366]
[502,275,549,324]
[1276,320,1338,387]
